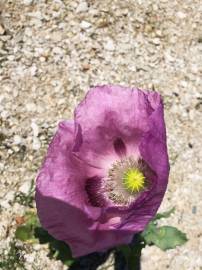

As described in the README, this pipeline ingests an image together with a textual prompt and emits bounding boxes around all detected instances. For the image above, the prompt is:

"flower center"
[85,157,151,207]
[104,157,148,206]
[123,168,145,193]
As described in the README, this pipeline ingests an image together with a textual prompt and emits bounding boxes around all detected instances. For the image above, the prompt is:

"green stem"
[119,234,144,270]
[127,246,141,270]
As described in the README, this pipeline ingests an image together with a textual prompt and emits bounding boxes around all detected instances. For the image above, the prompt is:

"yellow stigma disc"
[123,168,145,193]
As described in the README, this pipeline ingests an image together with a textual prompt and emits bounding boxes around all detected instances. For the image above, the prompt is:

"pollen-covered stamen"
[104,157,149,206]
[123,168,145,193]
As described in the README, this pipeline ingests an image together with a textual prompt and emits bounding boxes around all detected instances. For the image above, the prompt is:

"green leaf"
[154,207,175,221]
[15,211,39,242]
[141,221,157,245]
[142,225,188,250]
[24,211,40,226]
[15,225,34,241]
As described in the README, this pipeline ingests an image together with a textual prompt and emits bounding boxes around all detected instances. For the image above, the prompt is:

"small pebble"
[152,38,161,45]
[31,122,39,137]
[0,24,5,35]
[33,137,41,150]
[80,21,92,29]
[26,103,37,112]
[104,39,115,51]
[13,135,22,145]
[23,0,34,4]
[177,11,186,19]
[19,181,31,194]
[76,2,88,13]
[24,254,35,263]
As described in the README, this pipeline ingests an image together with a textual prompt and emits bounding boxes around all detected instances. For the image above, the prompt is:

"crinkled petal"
[36,121,86,207]
[74,85,155,172]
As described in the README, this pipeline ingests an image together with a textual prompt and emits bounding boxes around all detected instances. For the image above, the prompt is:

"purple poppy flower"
[36,85,169,257]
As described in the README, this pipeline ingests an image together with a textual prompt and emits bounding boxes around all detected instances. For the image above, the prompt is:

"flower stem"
[118,234,144,270]
[127,246,141,270]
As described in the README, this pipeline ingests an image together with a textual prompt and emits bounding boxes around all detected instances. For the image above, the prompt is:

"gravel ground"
[0,0,201,269]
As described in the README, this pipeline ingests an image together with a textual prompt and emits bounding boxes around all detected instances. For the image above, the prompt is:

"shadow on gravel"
[114,250,128,270]
[68,251,111,270]
[68,249,128,270]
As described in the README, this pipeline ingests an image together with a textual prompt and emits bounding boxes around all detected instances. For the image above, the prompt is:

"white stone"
[39,56,46,62]
[8,149,13,155]
[29,65,37,76]
[80,21,91,29]
[0,24,5,35]
[104,39,115,51]
[24,28,33,37]
[23,0,34,4]
[33,244,41,251]
[13,135,22,145]
[6,191,15,202]
[31,121,39,137]
[156,30,162,37]
[1,110,9,119]
[76,2,88,13]
[177,11,186,19]
[24,254,35,263]
[152,38,160,45]
[52,47,64,55]
[180,80,188,87]
[27,11,42,19]
[0,95,5,104]
[164,52,174,62]
[32,137,41,150]
[0,163,4,171]
[0,192,15,209]
[26,103,37,112]
[0,201,10,209]
[19,181,31,194]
